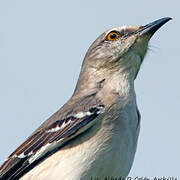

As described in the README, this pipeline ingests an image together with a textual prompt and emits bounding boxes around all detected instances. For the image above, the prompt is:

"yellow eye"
[106,31,119,41]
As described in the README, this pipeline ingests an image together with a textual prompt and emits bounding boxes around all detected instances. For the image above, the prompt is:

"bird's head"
[74,17,171,97]
[82,17,172,79]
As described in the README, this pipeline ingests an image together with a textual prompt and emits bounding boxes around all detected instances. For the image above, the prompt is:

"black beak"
[138,17,172,36]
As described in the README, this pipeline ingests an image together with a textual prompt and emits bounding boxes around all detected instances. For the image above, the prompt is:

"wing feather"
[0,104,104,180]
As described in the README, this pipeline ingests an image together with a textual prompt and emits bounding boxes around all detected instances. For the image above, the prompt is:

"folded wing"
[0,103,104,180]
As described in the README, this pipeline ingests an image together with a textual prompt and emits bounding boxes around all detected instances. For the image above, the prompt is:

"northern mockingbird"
[0,17,171,180]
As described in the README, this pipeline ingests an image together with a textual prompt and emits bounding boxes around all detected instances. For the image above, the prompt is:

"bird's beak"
[137,17,172,36]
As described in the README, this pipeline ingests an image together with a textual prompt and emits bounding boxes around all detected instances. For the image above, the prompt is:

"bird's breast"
[82,101,140,179]
[21,101,140,180]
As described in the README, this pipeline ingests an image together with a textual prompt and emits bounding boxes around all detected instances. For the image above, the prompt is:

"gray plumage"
[0,17,171,180]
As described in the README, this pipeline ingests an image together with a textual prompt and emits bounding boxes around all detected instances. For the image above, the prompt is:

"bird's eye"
[106,31,119,41]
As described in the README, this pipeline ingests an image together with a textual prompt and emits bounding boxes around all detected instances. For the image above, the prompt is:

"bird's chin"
[130,34,149,62]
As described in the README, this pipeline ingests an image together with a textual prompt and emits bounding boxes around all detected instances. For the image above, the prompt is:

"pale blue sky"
[0,0,179,178]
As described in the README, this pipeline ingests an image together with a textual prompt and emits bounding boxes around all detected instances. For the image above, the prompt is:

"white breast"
[82,101,140,179]
[21,100,140,180]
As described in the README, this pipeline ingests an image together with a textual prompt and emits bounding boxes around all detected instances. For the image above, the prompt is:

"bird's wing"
[0,96,104,180]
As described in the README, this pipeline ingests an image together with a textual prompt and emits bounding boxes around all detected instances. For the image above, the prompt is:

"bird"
[0,17,171,180]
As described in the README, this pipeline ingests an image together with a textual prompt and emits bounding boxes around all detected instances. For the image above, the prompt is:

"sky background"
[0,0,179,178]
